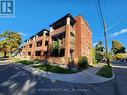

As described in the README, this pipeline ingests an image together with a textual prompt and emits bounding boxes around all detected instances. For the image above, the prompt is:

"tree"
[95,41,106,63]
[0,31,22,58]
[111,40,126,54]
[91,47,97,64]
[51,39,62,56]
[0,40,9,57]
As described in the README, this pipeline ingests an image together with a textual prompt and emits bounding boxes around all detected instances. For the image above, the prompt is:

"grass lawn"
[96,65,113,78]
[33,64,79,74]
[17,60,82,74]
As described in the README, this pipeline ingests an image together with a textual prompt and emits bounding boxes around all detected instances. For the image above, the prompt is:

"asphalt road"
[112,62,127,95]
[0,63,115,95]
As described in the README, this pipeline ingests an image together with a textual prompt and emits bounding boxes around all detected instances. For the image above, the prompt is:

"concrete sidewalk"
[14,63,114,84]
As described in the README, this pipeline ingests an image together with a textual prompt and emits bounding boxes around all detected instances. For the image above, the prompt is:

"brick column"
[65,17,71,65]
[49,27,53,45]
[48,27,53,55]
[32,36,36,60]
[42,32,45,49]
[26,40,29,58]
[42,31,47,59]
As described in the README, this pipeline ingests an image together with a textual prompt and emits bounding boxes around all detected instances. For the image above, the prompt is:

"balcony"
[36,36,43,42]
[44,46,48,51]
[35,46,43,51]
[51,26,66,37]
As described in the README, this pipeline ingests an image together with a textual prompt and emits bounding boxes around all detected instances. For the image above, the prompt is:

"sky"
[0,0,127,50]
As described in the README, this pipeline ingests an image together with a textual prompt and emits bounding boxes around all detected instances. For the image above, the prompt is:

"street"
[0,63,115,95]
[112,62,127,95]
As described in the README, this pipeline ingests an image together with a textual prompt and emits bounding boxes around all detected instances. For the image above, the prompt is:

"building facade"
[20,13,93,66]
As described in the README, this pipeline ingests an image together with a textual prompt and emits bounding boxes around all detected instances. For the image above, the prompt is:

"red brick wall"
[74,16,93,65]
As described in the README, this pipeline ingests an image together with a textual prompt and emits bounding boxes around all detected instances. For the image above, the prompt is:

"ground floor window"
[51,49,65,57]
[44,51,48,56]
[35,51,41,56]
[59,49,65,57]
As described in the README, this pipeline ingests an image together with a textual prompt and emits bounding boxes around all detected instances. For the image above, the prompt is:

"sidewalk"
[14,63,114,84]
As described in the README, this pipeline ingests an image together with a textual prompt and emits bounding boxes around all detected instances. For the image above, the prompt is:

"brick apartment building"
[20,13,93,66]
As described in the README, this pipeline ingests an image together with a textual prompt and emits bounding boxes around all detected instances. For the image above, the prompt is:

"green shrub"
[93,57,97,64]
[33,64,76,74]
[115,53,126,60]
[91,48,97,64]
[96,65,112,78]
[78,56,88,69]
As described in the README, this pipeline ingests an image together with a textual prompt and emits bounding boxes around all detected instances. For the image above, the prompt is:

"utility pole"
[104,22,110,66]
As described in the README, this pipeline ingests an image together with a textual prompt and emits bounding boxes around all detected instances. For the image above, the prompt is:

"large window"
[35,51,41,56]
[36,40,42,47]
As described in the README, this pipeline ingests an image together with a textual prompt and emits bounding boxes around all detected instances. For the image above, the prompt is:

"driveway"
[0,63,115,95]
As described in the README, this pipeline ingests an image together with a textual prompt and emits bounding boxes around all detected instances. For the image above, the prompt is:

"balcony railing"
[35,46,43,51]
[51,26,66,36]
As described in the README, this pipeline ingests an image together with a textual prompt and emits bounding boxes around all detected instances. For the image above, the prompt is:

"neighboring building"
[20,13,93,66]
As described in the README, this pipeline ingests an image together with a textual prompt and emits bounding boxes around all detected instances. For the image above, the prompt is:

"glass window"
[36,40,42,47]
[35,51,41,56]
[29,44,32,48]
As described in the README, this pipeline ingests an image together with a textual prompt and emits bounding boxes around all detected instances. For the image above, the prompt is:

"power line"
[95,0,104,28]
[96,0,105,28]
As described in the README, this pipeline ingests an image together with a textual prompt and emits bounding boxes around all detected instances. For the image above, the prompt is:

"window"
[44,51,48,56]
[29,44,32,48]
[45,41,48,46]
[35,51,41,56]
[28,52,31,56]
[36,40,42,47]
[59,49,65,57]
[46,32,49,36]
